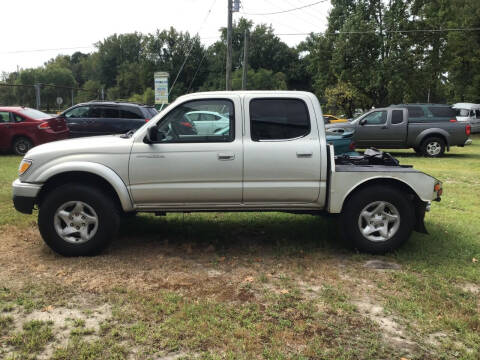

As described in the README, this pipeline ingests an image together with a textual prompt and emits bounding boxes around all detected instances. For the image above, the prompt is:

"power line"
[0,46,94,55]
[240,0,327,16]
[170,0,218,94]
[275,27,480,36]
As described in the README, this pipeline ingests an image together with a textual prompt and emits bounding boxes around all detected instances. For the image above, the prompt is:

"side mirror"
[144,126,158,144]
[359,118,367,126]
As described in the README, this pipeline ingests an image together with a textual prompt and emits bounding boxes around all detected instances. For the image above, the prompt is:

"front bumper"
[12,179,42,214]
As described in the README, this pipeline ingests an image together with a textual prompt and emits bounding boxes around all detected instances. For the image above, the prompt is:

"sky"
[0,0,331,75]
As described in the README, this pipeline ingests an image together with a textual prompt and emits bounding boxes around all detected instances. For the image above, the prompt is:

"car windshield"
[19,108,51,120]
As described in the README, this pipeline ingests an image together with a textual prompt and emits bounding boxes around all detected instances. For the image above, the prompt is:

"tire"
[12,137,33,156]
[38,183,120,256]
[421,137,445,157]
[340,185,414,254]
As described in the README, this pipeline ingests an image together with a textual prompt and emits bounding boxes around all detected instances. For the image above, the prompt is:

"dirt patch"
[2,298,112,359]
[352,296,418,355]
[460,282,480,295]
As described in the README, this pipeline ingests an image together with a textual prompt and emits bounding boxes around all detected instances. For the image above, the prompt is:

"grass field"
[0,136,479,359]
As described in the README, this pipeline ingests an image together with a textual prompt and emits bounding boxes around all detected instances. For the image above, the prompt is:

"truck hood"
[25,135,133,159]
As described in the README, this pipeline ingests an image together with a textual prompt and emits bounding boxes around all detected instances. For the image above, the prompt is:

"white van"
[453,103,480,133]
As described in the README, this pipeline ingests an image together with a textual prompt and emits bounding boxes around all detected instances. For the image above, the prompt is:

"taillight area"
[349,141,356,150]
[38,122,51,130]
[145,118,150,122]
[449,119,457,122]
[466,124,471,136]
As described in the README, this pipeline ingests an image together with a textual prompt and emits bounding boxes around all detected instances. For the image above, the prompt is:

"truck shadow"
[114,212,350,257]
[113,213,479,269]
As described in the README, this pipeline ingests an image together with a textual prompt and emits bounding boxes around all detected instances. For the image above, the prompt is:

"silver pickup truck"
[326,104,471,157]
[12,91,443,256]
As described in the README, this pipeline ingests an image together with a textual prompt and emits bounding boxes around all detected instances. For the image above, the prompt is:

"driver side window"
[155,99,235,143]
[65,106,90,118]
[363,110,387,125]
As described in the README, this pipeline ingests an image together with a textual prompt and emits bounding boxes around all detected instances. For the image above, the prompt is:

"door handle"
[296,151,313,158]
[217,153,235,161]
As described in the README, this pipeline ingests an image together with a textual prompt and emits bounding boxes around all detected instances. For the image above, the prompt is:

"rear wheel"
[38,184,119,256]
[12,137,33,155]
[340,185,414,254]
[421,137,445,157]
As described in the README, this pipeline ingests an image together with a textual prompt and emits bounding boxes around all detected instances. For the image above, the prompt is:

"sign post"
[154,72,169,110]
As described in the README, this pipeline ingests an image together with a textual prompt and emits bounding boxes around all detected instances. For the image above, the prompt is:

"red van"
[0,107,69,155]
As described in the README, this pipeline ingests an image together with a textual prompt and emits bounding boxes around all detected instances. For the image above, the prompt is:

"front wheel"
[38,184,120,256]
[340,185,414,254]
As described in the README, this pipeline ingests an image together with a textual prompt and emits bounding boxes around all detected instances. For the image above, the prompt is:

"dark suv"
[59,101,158,137]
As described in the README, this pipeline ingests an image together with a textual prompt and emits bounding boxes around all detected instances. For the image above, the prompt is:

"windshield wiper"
[120,129,136,138]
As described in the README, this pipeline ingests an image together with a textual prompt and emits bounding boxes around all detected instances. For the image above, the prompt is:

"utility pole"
[226,0,233,90]
[242,29,249,90]
[71,88,74,106]
[101,87,105,100]
[34,83,41,109]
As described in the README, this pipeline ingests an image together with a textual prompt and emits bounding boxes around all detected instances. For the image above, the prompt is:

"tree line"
[1,0,479,117]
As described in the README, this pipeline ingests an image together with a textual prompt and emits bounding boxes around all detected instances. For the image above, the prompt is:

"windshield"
[19,108,51,120]
[455,109,470,117]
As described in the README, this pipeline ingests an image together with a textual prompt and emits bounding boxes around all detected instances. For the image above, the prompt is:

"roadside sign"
[154,72,169,105]
[56,97,63,105]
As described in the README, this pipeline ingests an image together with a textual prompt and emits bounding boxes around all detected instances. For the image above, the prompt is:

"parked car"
[326,130,358,155]
[326,104,471,157]
[452,103,480,133]
[13,91,442,256]
[59,101,157,137]
[323,114,348,123]
[185,110,230,135]
[0,107,69,155]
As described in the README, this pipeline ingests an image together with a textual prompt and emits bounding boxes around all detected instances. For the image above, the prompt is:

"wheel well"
[37,172,123,211]
[11,135,33,147]
[420,133,448,149]
[342,178,419,212]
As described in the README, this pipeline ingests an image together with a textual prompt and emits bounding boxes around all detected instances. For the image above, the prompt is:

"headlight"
[18,159,33,176]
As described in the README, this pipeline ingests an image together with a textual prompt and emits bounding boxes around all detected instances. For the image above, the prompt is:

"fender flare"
[414,128,450,150]
[36,161,134,211]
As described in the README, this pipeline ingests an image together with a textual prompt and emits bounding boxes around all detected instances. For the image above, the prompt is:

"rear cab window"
[249,98,310,141]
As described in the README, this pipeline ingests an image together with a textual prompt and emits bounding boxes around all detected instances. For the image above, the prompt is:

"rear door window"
[119,107,143,119]
[12,113,25,122]
[90,106,119,118]
[250,98,310,141]
[391,110,404,124]
[0,111,11,123]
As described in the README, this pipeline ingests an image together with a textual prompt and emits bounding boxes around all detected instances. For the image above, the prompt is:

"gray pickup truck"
[326,104,471,157]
